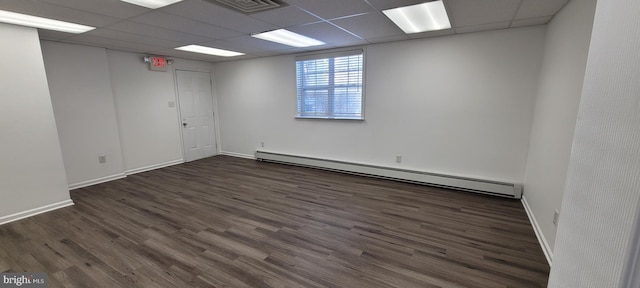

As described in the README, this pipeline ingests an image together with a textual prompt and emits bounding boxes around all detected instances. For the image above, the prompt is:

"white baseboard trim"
[220,151,256,159]
[125,159,184,175]
[0,199,75,226]
[69,160,185,190]
[521,195,553,266]
[256,150,521,198]
[68,173,127,190]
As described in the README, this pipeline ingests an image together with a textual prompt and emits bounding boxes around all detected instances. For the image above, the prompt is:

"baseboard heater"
[255,151,522,199]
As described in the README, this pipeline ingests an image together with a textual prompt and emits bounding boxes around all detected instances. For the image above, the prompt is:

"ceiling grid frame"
[0,0,569,62]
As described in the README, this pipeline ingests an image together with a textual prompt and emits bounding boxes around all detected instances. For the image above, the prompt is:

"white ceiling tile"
[310,39,368,51]
[68,29,184,49]
[366,34,410,44]
[38,0,150,19]
[366,0,428,10]
[154,48,229,61]
[515,0,568,20]
[106,21,211,44]
[235,51,283,60]
[62,36,158,53]
[455,21,510,34]
[288,22,362,46]
[331,12,404,40]
[161,0,277,33]
[177,39,237,53]
[275,46,311,54]
[0,0,121,27]
[38,29,75,41]
[207,51,281,63]
[446,0,521,27]
[223,35,294,52]
[252,51,284,57]
[285,0,375,20]
[161,45,285,63]
[407,28,455,39]
[200,36,288,54]
[330,39,369,48]
[510,16,552,27]
[130,11,242,40]
[5,0,570,62]
[250,6,323,27]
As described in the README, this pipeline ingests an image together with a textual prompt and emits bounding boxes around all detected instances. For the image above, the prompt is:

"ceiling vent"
[203,0,287,14]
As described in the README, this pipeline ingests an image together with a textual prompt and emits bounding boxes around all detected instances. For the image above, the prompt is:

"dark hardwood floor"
[0,156,549,287]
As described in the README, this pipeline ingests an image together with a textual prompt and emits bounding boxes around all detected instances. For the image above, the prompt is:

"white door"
[176,70,217,162]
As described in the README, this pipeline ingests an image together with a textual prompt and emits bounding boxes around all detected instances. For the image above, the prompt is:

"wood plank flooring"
[0,156,549,287]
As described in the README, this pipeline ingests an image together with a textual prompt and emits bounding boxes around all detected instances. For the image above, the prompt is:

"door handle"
[183,122,187,127]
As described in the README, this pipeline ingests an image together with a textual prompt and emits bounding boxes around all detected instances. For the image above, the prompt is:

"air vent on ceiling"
[203,0,287,14]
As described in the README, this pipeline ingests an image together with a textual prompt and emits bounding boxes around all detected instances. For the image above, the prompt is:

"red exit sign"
[151,56,166,67]
[148,56,168,71]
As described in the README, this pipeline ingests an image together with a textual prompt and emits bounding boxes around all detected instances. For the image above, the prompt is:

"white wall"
[107,50,216,173]
[548,0,640,286]
[522,0,596,260]
[42,42,126,188]
[214,26,545,183]
[40,43,217,187]
[0,24,71,222]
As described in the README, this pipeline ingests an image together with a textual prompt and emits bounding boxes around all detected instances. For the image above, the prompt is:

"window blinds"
[295,49,364,119]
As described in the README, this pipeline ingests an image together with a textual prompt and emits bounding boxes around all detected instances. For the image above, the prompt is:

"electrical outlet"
[553,210,560,226]
[261,141,265,148]
[98,155,106,164]
[396,155,402,163]
[168,101,175,108]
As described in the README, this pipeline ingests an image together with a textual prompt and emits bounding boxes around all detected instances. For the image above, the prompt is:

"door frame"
[173,68,220,162]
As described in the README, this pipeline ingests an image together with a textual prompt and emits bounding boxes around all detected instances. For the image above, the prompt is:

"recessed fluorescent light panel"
[0,10,95,33]
[120,0,183,9]
[383,1,451,34]
[252,29,325,48]
[175,45,244,57]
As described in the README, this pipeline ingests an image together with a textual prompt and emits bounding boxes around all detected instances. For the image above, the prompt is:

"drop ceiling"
[0,0,568,62]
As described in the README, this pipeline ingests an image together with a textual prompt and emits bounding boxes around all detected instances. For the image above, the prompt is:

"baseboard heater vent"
[255,151,522,199]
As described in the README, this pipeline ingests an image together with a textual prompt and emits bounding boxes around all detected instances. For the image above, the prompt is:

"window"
[295,50,364,119]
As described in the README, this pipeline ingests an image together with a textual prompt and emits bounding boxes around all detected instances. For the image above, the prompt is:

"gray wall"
[42,42,217,189]
[522,0,597,261]
[549,0,640,286]
[42,42,126,188]
[0,24,71,223]
[214,26,546,184]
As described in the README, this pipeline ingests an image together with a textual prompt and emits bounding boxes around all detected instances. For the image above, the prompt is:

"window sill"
[295,116,364,121]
